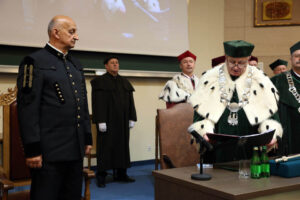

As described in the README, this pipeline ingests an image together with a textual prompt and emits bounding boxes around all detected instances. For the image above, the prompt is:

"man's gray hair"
[47,18,57,36]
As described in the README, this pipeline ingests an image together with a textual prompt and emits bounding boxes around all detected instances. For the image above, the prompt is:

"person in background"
[269,59,288,75]
[249,55,258,67]
[159,50,199,108]
[91,56,137,188]
[271,41,300,155]
[188,40,283,163]
[16,15,92,200]
[212,55,225,68]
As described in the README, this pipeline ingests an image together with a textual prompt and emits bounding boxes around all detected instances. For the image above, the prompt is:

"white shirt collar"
[293,70,300,78]
[47,42,68,56]
[181,73,194,80]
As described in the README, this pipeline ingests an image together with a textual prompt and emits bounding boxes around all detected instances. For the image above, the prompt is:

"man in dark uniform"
[91,56,137,187]
[16,15,92,200]
[271,41,300,155]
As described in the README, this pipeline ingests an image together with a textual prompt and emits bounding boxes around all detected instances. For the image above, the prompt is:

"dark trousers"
[30,160,83,200]
[97,168,127,178]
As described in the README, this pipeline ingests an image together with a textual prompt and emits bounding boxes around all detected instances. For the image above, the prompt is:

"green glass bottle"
[251,146,261,179]
[260,146,270,177]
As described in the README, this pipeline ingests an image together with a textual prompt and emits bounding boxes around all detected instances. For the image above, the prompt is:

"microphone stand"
[191,142,212,180]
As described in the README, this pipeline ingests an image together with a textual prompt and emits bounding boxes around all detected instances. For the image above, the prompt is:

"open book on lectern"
[206,129,275,147]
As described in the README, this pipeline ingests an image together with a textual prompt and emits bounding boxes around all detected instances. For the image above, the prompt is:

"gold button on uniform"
[77,115,80,119]
[77,98,80,102]
[78,106,80,110]
[74,90,78,93]
[77,124,80,128]
[69,74,72,78]
[67,66,70,70]
[72,82,75,85]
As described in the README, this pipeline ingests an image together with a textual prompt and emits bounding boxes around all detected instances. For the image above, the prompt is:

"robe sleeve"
[17,56,43,158]
[129,91,137,121]
[81,72,92,146]
[91,78,109,123]
[193,110,203,122]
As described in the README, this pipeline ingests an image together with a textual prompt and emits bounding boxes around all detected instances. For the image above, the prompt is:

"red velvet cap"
[177,50,197,62]
[211,55,225,67]
[249,56,258,62]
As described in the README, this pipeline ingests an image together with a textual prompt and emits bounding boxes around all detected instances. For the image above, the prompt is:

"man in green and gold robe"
[271,41,300,155]
[188,40,283,163]
[269,59,288,76]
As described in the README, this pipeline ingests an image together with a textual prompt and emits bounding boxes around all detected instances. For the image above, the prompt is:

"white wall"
[189,0,225,75]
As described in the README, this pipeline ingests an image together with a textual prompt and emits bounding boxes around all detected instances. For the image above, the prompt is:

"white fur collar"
[188,64,279,125]
[159,73,199,102]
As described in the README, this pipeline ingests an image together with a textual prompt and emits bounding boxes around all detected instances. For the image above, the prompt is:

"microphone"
[188,127,213,151]
[188,126,213,181]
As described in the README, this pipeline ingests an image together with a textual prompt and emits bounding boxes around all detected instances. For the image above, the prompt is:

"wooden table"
[152,166,300,200]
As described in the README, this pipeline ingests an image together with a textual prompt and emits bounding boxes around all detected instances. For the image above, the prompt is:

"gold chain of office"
[286,71,300,113]
[219,65,253,126]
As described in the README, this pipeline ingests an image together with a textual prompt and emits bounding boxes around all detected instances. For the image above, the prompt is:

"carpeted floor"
[90,164,155,200]
[8,163,155,200]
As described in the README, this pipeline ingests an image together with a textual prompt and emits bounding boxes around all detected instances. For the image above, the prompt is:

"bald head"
[47,15,79,53]
[48,15,74,36]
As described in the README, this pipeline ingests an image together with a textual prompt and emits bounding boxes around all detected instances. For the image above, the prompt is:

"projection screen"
[0,0,189,56]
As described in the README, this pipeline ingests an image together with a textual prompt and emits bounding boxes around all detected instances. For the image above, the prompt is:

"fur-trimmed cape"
[188,64,283,139]
[159,73,199,103]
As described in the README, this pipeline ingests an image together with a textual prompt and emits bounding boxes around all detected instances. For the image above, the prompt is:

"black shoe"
[96,176,106,188]
[114,175,135,183]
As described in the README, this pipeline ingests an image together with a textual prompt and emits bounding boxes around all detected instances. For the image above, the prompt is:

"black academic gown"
[271,70,300,155]
[91,72,137,171]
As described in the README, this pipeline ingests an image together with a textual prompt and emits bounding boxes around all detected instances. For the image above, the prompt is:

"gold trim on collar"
[28,64,33,88]
[23,64,28,88]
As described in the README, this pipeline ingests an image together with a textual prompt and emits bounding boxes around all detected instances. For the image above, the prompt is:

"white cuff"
[129,120,135,128]
[98,123,107,132]
[258,119,283,139]
[188,119,215,137]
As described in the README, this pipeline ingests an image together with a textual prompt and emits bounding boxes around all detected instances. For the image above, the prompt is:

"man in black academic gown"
[17,15,92,200]
[272,41,300,155]
[91,56,137,187]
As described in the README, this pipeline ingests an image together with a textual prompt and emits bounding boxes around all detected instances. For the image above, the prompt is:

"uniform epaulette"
[21,56,35,94]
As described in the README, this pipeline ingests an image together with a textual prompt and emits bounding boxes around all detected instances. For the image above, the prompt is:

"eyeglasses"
[292,54,300,59]
[227,60,248,68]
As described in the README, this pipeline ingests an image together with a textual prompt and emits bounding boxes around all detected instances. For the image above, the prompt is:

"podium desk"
[152,166,300,200]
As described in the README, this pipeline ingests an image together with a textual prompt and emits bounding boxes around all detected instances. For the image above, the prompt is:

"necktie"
[191,78,195,90]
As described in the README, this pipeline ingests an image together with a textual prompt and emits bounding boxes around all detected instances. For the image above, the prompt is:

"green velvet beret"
[223,40,254,58]
[290,41,300,54]
[269,59,288,70]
